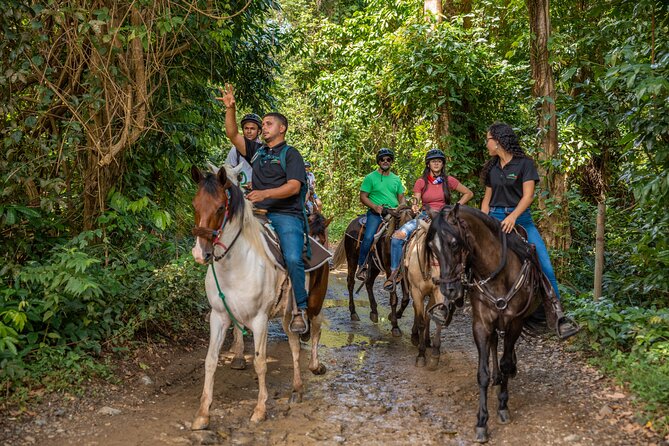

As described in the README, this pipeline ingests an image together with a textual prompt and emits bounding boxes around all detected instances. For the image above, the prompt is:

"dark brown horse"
[332,206,413,337]
[190,165,330,428]
[427,204,547,443]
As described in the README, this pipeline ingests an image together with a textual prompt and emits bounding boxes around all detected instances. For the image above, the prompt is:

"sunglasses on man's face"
[379,157,393,163]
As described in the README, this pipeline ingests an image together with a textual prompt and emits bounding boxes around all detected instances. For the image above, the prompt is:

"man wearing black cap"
[225,113,262,190]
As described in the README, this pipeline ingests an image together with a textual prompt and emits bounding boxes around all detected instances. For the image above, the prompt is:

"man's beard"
[379,164,390,172]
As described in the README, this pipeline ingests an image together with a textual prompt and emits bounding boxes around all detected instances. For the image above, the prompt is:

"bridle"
[439,210,533,313]
[192,187,242,263]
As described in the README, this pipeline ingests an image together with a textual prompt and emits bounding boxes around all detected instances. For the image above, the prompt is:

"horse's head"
[308,212,333,248]
[426,204,469,306]
[190,165,244,264]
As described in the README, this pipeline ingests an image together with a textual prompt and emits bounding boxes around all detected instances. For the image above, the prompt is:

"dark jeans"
[357,209,383,267]
[489,207,561,300]
[268,212,308,309]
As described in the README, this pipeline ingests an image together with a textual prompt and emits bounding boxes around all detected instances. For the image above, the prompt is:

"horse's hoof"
[351,313,361,322]
[426,355,440,371]
[415,356,426,367]
[370,312,378,323]
[230,357,247,370]
[497,409,511,424]
[311,363,327,375]
[411,334,419,346]
[191,416,210,431]
[290,391,303,404]
[250,409,266,423]
[391,327,401,337]
[474,426,489,443]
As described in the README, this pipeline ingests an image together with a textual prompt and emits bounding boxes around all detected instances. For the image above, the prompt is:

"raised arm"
[216,84,246,155]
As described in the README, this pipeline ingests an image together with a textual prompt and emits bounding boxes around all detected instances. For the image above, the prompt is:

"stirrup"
[289,309,309,335]
[383,270,400,291]
[355,265,368,282]
[556,316,580,340]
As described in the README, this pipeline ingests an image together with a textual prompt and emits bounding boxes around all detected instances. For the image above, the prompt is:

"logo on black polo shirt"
[506,173,518,180]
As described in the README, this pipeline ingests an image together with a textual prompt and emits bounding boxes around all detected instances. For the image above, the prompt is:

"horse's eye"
[449,239,458,248]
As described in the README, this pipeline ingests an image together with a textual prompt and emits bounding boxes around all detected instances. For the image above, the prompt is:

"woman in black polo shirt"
[480,122,578,339]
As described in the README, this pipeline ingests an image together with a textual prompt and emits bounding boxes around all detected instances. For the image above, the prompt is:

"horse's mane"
[200,168,270,263]
[455,206,536,266]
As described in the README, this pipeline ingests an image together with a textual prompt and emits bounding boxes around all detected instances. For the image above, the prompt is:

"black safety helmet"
[425,148,446,164]
[304,161,312,168]
[376,148,395,163]
[240,113,262,128]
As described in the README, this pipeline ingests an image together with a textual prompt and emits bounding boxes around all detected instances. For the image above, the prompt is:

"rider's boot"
[540,274,580,340]
[355,264,368,282]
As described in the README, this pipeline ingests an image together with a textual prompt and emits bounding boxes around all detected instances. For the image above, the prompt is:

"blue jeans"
[489,207,561,300]
[357,209,383,267]
[389,212,426,271]
[268,212,308,309]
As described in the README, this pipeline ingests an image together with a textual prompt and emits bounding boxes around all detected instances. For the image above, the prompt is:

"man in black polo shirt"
[219,84,309,334]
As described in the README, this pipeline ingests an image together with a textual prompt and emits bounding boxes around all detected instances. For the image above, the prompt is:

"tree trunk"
[527,0,571,252]
[424,0,443,21]
[594,197,605,299]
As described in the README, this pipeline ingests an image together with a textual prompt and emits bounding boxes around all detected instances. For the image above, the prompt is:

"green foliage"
[570,293,669,431]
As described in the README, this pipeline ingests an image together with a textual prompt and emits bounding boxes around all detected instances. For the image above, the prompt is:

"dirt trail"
[1,270,663,446]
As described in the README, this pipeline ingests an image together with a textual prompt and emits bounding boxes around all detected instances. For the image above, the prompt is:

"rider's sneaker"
[355,265,368,282]
[557,316,580,340]
[289,309,309,334]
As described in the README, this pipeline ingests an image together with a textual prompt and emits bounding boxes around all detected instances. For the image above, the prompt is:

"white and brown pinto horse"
[190,165,327,429]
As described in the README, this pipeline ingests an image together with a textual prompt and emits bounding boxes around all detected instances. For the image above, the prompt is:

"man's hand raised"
[216,83,236,109]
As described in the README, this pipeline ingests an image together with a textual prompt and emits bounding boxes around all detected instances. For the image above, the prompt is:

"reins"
[447,211,530,314]
[193,186,248,335]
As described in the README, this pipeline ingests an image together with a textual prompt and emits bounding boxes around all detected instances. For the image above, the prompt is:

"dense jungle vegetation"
[1,0,667,434]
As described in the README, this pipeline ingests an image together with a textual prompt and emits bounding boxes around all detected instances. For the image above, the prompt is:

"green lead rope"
[209,263,248,336]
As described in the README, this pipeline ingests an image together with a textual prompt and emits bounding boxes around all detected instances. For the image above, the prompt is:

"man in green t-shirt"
[356,148,405,281]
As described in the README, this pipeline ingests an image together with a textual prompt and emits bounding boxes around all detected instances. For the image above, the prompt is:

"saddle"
[255,213,332,273]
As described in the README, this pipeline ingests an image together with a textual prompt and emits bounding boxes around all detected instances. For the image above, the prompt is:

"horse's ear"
[418,219,430,230]
[207,161,220,174]
[324,217,333,228]
[191,165,202,183]
[217,166,228,186]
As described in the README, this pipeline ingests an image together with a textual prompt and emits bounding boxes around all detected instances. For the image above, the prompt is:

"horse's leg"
[389,288,401,337]
[366,267,379,323]
[192,310,230,430]
[412,292,426,367]
[396,278,411,319]
[473,316,493,443]
[230,325,246,370]
[489,330,501,388]
[427,303,443,371]
[308,312,326,375]
[347,241,360,321]
[283,313,304,404]
[250,315,270,422]
[497,321,523,425]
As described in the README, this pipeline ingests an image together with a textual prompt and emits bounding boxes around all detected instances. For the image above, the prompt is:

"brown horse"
[403,218,461,369]
[427,204,551,443]
[190,165,330,428]
[332,206,413,337]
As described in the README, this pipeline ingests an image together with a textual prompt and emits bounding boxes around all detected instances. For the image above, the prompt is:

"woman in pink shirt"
[383,149,474,291]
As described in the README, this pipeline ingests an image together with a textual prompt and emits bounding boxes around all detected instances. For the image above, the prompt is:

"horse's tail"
[332,239,348,269]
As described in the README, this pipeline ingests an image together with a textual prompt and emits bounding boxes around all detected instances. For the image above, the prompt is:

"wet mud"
[1,270,662,446]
